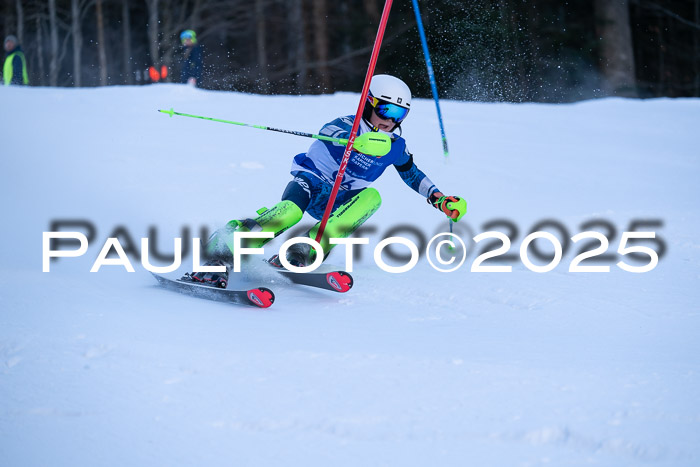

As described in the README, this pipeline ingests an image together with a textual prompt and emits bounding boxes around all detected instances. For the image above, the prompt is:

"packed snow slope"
[1,84,699,467]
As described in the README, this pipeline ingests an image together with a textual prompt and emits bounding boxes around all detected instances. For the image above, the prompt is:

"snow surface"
[1,84,699,466]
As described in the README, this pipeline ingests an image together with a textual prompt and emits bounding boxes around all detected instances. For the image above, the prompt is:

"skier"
[179,30,203,86]
[3,35,29,86]
[190,74,466,287]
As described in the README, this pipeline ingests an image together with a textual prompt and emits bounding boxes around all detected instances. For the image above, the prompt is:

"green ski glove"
[428,192,467,222]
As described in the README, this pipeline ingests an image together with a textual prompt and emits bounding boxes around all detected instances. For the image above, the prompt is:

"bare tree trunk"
[255,0,270,93]
[693,0,700,97]
[313,0,331,93]
[594,0,638,97]
[15,0,24,44]
[288,0,307,92]
[71,0,83,86]
[190,0,203,28]
[3,3,13,37]
[658,14,665,95]
[160,0,173,81]
[49,0,59,86]
[338,0,351,76]
[36,14,46,86]
[96,0,108,85]
[497,0,516,101]
[146,0,160,68]
[363,0,380,47]
[525,0,541,99]
[122,0,133,84]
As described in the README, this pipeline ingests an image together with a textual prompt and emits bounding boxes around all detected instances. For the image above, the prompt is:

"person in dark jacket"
[3,35,29,86]
[179,30,202,86]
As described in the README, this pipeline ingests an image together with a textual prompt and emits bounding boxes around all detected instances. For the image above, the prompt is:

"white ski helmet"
[365,74,411,128]
[370,74,411,109]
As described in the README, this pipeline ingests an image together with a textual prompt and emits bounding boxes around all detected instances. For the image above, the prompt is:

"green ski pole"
[158,108,391,157]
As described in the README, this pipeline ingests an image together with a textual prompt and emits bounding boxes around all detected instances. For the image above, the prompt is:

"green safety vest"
[3,51,29,85]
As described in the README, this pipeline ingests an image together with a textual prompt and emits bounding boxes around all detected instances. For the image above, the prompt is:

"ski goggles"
[367,96,409,124]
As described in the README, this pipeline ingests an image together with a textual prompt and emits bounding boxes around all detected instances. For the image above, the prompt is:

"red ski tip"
[326,272,353,293]
[247,288,275,308]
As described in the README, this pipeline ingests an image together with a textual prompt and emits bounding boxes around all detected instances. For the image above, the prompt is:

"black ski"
[151,273,275,308]
[275,270,354,293]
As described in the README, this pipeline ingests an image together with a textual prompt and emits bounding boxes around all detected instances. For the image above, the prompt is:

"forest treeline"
[2,0,698,102]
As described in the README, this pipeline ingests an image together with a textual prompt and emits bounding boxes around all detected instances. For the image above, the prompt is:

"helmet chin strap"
[363,119,401,139]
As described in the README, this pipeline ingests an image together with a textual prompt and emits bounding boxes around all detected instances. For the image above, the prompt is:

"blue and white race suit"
[288,115,439,219]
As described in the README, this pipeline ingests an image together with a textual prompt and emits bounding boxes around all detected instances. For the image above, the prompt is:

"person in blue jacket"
[191,75,467,286]
[179,30,202,86]
[3,35,29,86]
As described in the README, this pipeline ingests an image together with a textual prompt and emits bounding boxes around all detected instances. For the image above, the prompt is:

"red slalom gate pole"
[314,0,394,246]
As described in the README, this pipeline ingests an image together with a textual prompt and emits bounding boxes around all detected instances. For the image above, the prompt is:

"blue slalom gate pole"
[411,0,449,159]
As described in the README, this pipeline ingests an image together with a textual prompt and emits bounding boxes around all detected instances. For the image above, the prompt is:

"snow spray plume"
[157,108,391,157]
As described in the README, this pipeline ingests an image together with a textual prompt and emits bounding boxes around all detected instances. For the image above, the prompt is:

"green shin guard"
[205,200,303,261]
[308,188,382,260]
[254,200,304,240]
